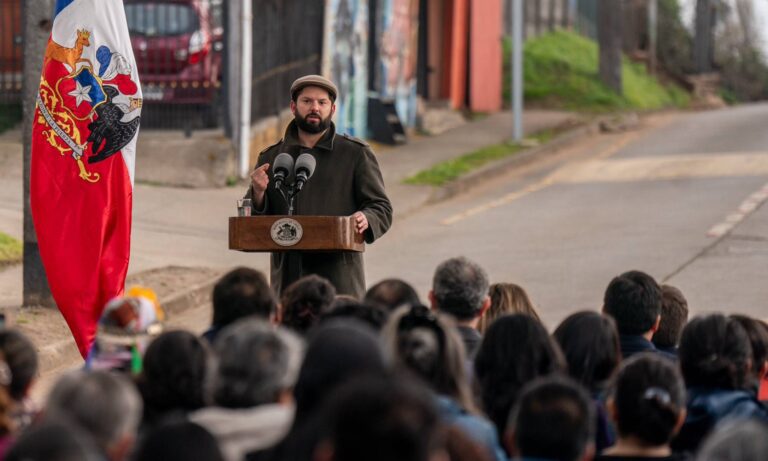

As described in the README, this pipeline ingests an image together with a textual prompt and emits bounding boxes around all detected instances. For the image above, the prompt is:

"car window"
[125,3,199,37]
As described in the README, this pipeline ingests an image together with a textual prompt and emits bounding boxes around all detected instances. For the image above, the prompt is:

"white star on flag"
[68,80,93,107]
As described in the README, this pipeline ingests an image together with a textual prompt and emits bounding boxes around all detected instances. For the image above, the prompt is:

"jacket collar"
[283,120,336,152]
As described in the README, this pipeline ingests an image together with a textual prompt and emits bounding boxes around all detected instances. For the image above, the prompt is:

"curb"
[36,271,221,377]
[425,121,599,205]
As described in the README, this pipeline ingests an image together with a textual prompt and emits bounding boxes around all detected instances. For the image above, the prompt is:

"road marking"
[706,182,768,238]
[443,147,768,226]
[441,130,643,226]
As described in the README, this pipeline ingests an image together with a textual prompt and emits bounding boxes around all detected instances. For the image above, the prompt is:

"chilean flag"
[31,0,142,357]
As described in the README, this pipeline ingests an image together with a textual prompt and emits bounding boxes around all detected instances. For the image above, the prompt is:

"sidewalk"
[0,109,581,375]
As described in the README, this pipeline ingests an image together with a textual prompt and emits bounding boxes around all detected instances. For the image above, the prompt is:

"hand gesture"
[352,211,369,234]
[250,163,270,193]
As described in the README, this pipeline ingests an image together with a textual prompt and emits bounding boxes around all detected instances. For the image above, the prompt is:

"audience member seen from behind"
[505,376,596,461]
[311,375,445,461]
[672,314,768,454]
[382,305,506,461]
[136,330,210,431]
[474,313,566,440]
[44,370,142,461]
[0,354,16,458]
[319,301,389,331]
[279,275,336,335]
[598,354,687,461]
[652,285,689,359]
[191,319,303,461]
[203,267,276,343]
[696,420,768,461]
[430,257,491,358]
[256,321,388,461]
[132,419,225,461]
[478,282,541,334]
[0,329,38,431]
[729,314,768,403]
[4,420,101,461]
[553,311,621,452]
[602,270,663,359]
[364,278,421,312]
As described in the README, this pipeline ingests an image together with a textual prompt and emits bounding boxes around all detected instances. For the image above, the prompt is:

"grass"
[0,232,22,266]
[505,30,690,112]
[404,130,554,186]
[0,104,21,135]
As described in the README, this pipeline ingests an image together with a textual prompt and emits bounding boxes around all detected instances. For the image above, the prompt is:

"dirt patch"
[5,266,224,376]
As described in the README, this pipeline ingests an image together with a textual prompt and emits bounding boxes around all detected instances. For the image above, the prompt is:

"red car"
[125,0,224,126]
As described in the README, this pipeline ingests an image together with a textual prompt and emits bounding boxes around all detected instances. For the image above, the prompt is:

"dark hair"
[0,329,38,401]
[432,257,489,321]
[507,376,595,461]
[280,275,336,334]
[729,315,768,386]
[603,270,662,335]
[553,311,621,393]
[612,354,685,445]
[364,279,421,311]
[137,330,209,426]
[319,375,441,461]
[5,419,100,461]
[679,314,752,389]
[320,302,389,331]
[474,314,565,436]
[652,285,689,348]
[384,305,477,413]
[133,419,224,461]
[212,267,275,327]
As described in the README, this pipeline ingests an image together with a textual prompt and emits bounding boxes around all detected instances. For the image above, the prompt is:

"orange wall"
[469,0,502,112]
[448,0,468,109]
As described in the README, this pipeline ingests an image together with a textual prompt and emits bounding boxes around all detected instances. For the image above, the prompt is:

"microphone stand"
[276,180,299,216]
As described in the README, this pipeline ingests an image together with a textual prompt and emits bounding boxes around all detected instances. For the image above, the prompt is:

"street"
[366,105,768,327]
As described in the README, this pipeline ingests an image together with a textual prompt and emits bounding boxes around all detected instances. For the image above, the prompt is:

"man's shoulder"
[336,133,370,149]
[258,139,283,159]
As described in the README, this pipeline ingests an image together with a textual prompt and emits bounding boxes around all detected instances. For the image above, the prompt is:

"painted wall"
[323,0,369,136]
[469,0,502,112]
[448,0,468,109]
[374,0,420,127]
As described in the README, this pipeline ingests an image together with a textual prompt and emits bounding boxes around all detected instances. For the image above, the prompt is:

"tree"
[694,0,715,73]
[598,0,623,93]
[22,0,56,307]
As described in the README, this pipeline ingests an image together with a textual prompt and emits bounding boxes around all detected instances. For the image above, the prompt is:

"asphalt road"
[365,106,768,328]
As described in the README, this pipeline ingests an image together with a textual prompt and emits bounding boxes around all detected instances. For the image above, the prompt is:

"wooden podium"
[229,215,365,252]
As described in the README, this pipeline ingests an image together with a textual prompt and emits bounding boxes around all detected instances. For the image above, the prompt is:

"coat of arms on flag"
[31,0,143,357]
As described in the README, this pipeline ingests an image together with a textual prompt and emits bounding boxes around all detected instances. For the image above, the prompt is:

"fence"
[0,0,23,130]
[249,0,324,122]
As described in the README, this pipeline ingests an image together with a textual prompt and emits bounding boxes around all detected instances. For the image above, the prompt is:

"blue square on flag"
[59,67,107,119]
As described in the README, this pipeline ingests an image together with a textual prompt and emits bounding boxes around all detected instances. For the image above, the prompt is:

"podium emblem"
[270,218,304,246]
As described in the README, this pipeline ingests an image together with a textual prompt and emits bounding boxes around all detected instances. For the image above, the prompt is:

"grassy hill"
[504,30,689,111]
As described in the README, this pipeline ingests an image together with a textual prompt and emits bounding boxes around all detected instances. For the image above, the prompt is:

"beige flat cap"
[290,75,338,101]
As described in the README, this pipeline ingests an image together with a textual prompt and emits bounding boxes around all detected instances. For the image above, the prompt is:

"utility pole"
[694,0,714,73]
[22,0,56,307]
[511,0,523,142]
[597,0,623,94]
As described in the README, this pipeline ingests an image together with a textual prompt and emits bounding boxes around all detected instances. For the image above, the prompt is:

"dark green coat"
[245,121,393,298]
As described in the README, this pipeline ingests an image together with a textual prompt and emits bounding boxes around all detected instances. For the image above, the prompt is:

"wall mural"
[375,0,419,127]
[323,0,369,137]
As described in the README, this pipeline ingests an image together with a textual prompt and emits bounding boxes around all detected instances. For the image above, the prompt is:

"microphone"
[273,153,294,189]
[294,153,316,192]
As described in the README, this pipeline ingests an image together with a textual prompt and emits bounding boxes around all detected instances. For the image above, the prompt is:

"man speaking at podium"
[244,75,393,298]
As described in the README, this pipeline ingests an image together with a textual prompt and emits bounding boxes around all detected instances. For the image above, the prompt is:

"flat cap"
[290,75,338,101]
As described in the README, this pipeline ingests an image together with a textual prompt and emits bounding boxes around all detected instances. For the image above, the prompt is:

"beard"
[294,111,331,134]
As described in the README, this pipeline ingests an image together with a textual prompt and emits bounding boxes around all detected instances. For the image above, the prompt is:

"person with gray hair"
[696,420,768,461]
[429,256,491,358]
[44,370,142,461]
[191,318,304,461]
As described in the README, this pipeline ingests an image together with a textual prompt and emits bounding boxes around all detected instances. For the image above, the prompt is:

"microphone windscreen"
[273,153,294,175]
[295,153,317,178]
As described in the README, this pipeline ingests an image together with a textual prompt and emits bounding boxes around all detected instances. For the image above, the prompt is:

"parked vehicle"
[0,0,23,105]
[124,0,224,127]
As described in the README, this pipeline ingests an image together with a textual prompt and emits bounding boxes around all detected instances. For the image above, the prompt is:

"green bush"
[503,30,689,112]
